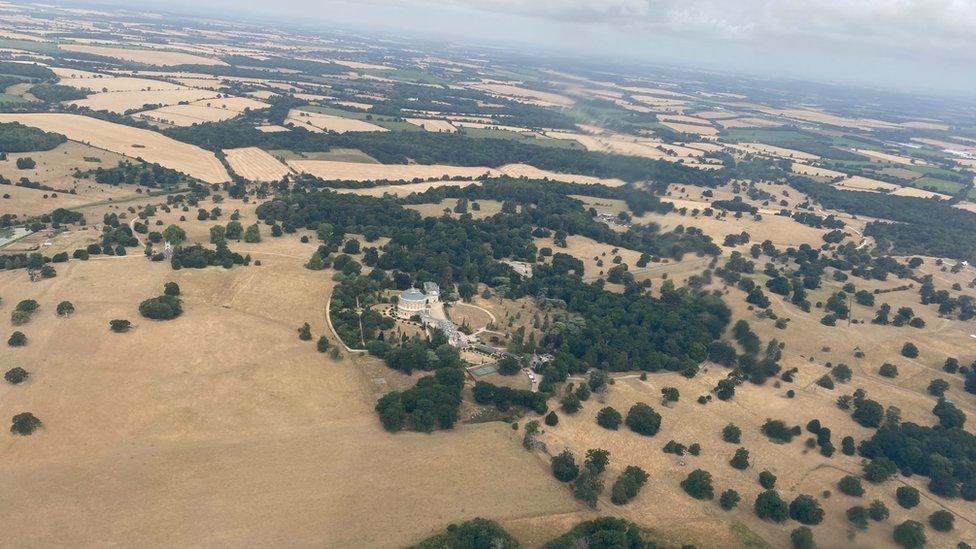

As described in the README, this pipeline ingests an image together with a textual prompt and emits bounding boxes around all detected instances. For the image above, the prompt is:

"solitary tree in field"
[4,367,29,384]
[109,319,132,333]
[298,322,312,341]
[56,300,75,317]
[10,412,41,435]
[8,331,27,347]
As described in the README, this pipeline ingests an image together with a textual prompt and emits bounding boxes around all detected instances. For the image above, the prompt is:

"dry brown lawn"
[224,147,292,181]
[0,113,229,183]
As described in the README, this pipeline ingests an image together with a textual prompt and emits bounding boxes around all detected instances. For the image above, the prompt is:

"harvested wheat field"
[61,43,227,66]
[854,148,926,166]
[837,175,901,192]
[57,75,183,93]
[289,160,494,181]
[716,117,782,128]
[730,142,819,161]
[471,82,575,107]
[791,162,847,179]
[339,180,482,197]
[255,124,290,133]
[659,120,719,137]
[69,88,219,114]
[136,96,268,126]
[224,147,292,181]
[0,113,229,183]
[405,118,457,132]
[285,109,388,133]
[497,164,626,186]
[889,186,951,200]
[0,242,576,548]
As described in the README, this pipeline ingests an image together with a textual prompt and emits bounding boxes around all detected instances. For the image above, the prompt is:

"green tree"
[893,520,926,549]
[661,386,679,403]
[928,510,953,532]
[413,518,518,549]
[572,468,604,508]
[754,490,789,522]
[722,423,741,443]
[545,411,559,426]
[789,495,824,525]
[164,282,181,296]
[730,447,750,470]
[243,223,261,243]
[719,489,740,510]
[680,469,714,500]
[316,336,330,353]
[790,527,815,549]
[109,319,132,332]
[10,412,41,435]
[56,300,75,317]
[868,500,890,521]
[838,475,865,497]
[896,486,920,509]
[610,466,649,505]
[8,331,27,346]
[560,393,581,414]
[846,505,869,529]
[759,470,777,489]
[4,367,29,384]
[551,450,579,482]
[596,407,622,430]
[298,322,312,341]
[162,224,186,245]
[625,402,661,436]
[901,342,919,359]
[139,295,182,320]
[584,448,610,474]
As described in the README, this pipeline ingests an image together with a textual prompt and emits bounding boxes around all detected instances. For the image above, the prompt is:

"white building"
[396,288,428,318]
[423,281,440,303]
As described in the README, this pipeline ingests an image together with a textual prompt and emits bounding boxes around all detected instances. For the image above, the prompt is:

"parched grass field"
[61,43,228,66]
[285,108,389,133]
[69,88,220,114]
[0,208,579,548]
[288,159,493,181]
[0,113,229,183]
[224,147,292,181]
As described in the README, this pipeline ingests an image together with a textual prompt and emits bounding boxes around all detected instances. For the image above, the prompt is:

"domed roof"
[400,288,427,302]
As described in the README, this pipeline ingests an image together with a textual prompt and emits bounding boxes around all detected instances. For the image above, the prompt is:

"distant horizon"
[80,0,976,101]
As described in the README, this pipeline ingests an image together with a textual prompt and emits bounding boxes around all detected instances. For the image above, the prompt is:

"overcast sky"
[132,0,976,97]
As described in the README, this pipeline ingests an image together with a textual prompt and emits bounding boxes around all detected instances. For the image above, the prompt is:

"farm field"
[69,88,220,114]
[60,43,227,66]
[0,113,229,183]
[224,147,292,181]
[288,159,493,181]
[285,108,389,133]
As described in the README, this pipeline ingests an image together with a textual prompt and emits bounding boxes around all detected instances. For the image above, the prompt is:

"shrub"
[896,486,920,508]
[719,489,740,510]
[138,295,182,320]
[551,450,579,482]
[879,363,899,378]
[610,465,648,505]
[754,490,789,522]
[928,510,953,532]
[680,469,714,500]
[8,331,27,346]
[759,470,777,489]
[789,494,824,525]
[722,423,741,443]
[545,411,559,426]
[596,407,621,430]
[893,520,926,549]
[4,367,29,384]
[729,447,750,470]
[838,475,864,496]
[10,412,41,435]
[625,402,661,436]
[109,319,132,333]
